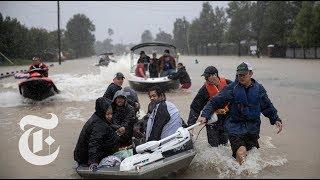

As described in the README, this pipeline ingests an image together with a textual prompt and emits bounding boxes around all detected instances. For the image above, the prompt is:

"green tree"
[188,18,201,55]
[94,38,113,55]
[249,1,268,55]
[27,28,51,58]
[155,29,173,44]
[199,2,214,55]
[226,1,251,56]
[141,30,153,43]
[311,3,320,46]
[173,17,190,54]
[292,1,315,58]
[260,1,291,48]
[0,15,29,59]
[65,14,96,58]
[47,29,67,51]
[213,6,227,55]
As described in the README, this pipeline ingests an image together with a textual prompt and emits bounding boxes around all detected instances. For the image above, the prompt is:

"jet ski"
[76,123,200,179]
[14,71,30,79]
[18,69,60,101]
[95,53,116,66]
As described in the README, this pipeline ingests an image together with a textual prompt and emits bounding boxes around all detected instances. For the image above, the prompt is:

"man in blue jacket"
[197,62,283,165]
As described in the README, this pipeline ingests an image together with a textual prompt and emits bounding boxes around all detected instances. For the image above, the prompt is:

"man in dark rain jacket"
[74,97,119,171]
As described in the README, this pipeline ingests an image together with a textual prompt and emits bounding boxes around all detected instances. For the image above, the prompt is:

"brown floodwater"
[0,55,319,178]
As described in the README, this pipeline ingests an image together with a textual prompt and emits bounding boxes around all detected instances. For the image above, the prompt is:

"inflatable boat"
[76,123,200,179]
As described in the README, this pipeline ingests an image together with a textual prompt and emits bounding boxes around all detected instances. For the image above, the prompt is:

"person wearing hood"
[122,86,141,138]
[103,72,125,101]
[111,89,136,147]
[168,63,191,89]
[74,97,119,171]
[122,86,140,114]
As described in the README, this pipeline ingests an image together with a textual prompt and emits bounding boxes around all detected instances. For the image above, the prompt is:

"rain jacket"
[111,90,136,146]
[74,97,119,165]
[188,77,232,126]
[146,100,183,141]
[200,78,282,135]
[103,82,122,101]
[168,66,191,84]
[149,57,160,77]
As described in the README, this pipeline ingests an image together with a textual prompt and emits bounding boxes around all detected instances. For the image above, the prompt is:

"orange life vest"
[205,76,229,114]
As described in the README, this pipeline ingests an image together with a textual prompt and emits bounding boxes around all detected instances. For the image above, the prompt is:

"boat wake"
[0,55,131,107]
[190,136,287,178]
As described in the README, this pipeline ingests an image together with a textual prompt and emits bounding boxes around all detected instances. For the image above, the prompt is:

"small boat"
[128,73,179,92]
[76,123,200,179]
[128,42,180,92]
[76,149,196,179]
[18,70,59,101]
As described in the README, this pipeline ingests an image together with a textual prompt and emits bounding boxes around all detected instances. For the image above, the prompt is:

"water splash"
[0,91,24,107]
[190,136,287,178]
[0,55,132,107]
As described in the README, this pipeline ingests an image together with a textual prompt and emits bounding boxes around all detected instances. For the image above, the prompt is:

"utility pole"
[57,1,61,65]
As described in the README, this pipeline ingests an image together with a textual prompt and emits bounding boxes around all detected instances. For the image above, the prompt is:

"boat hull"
[76,149,196,179]
[128,75,180,92]
[19,77,58,101]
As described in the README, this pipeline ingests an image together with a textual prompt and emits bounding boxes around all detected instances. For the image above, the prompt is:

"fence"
[286,47,320,59]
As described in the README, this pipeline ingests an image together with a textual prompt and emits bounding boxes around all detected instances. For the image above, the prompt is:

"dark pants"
[229,134,260,158]
[206,122,228,147]
[149,71,158,78]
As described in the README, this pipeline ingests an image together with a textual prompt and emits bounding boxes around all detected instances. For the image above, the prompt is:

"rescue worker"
[188,66,232,147]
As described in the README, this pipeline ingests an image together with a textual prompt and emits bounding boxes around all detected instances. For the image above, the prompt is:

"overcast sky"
[0,1,229,44]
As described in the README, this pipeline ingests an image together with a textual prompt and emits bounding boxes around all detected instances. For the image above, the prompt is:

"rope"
[194,124,206,141]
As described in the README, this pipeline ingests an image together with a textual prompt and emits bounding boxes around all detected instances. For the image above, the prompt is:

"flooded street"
[0,55,320,178]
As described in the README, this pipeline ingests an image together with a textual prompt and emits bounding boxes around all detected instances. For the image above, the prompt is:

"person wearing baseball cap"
[197,61,283,165]
[188,65,233,147]
[114,72,125,79]
[103,72,125,101]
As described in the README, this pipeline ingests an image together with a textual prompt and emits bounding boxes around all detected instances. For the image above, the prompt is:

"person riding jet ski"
[28,56,49,77]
